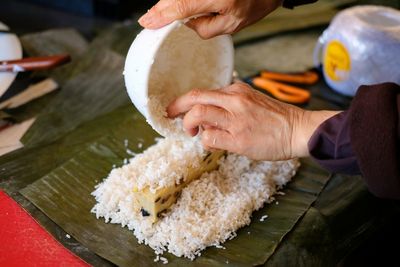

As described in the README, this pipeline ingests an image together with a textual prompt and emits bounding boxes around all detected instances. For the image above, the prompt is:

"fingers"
[183,104,231,136]
[139,0,214,29]
[201,128,235,151]
[167,89,231,118]
[185,15,237,39]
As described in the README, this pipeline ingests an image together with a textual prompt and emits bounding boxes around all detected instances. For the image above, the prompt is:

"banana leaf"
[0,105,138,196]
[90,20,142,56]
[9,107,396,266]
[20,108,330,266]
[21,28,88,58]
[232,0,356,45]
[20,47,130,147]
[20,28,89,83]
[0,110,14,121]
[266,174,400,267]
[0,105,145,266]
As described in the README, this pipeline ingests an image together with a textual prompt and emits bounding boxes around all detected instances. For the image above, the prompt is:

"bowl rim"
[124,21,234,136]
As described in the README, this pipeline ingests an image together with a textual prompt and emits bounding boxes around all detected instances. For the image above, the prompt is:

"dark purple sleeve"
[308,83,400,199]
[308,111,360,175]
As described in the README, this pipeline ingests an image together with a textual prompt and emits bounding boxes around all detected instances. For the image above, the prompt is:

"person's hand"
[167,82,340,160]
[139,0,283,39]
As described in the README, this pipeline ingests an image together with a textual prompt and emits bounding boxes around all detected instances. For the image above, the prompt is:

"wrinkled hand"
[139,0,283,39]
[167,83,339,161]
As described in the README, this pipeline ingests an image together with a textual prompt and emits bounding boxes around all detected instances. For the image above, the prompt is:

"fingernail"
[138,14,149,25]
[139,10,155,26]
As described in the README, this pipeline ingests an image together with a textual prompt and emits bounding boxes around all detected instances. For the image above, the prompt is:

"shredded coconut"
[113,137,206,192]
[147,95,186,138]
[126,148,137,157]
[160,256,168,264]
[260,215,269,222]
[91,139,300,259]
[154,255,159,262]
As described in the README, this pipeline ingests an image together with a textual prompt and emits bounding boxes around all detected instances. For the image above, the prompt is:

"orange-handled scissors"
[244,70,318,104]
[260,70,319,85]
[251,77,311,104]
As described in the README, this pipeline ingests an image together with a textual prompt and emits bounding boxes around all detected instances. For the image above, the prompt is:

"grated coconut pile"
[91,138,299,260]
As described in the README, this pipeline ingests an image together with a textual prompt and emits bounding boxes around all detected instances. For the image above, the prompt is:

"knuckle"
[229,82,250,94]
[231,94,249,109]
[191,104,206,118]
[232,84,244,93]
[189,88,202,99]
[236,82,251,92]
[182,113,193,129]
[201,130,213,147]
[175,0,189,17]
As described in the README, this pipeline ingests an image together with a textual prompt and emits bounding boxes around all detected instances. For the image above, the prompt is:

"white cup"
[124,21,234,137]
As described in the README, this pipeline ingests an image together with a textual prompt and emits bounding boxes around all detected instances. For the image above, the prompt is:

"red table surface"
[0,190,90,267]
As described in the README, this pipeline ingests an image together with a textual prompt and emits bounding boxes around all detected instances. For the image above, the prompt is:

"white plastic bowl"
[124,21,234,137]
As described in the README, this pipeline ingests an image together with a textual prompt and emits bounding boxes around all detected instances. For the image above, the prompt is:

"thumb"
[139,0,213,29]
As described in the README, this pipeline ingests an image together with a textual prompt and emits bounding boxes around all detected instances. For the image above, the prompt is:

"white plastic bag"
[314,6,400,96]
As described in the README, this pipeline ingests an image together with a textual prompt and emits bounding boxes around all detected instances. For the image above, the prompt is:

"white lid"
[124,21,234,137]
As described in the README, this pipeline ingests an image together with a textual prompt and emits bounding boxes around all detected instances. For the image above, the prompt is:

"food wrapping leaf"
[90,21,142,56]
[20,111,330,266]
[0,105,139,196]
[0,110,14,121]
[20,47,130,147]
[232,0,356,45]
[0,105,146,266]
[20,28,89,83]
[265,174,398,267]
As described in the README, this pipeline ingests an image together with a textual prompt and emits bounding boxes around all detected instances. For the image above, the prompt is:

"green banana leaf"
[0,110,14,121]
[0,105,146,266]
[0,105,137,196]
[267,173,400,267]
[90,20,142,56]
[20,109,330,266]
[232,0,356,45]
[20,47,130,147]
[21,28,88,58]
[20,28,89,83]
